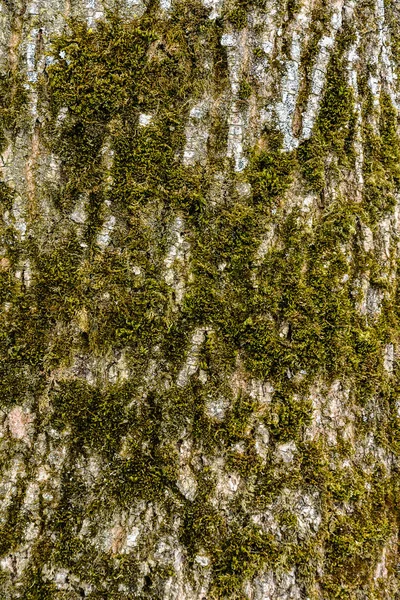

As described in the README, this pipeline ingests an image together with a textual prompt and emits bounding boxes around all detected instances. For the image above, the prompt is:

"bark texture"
[1,0,400,598]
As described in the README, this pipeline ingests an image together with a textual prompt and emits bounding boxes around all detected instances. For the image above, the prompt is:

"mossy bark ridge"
[1,0,400,598]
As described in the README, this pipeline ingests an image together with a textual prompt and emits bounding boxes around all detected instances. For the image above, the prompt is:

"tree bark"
[1,0,400,598]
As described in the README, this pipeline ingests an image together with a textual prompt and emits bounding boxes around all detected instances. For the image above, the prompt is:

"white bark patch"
[139,113,153,126]
[365,285,383,317]
[228,472,240,493]
[195,553,210,567]
[260,6,278,59]
[198,368,208,384]
[246,568,302,600]
[221,31,249,171]
[15,259,32,287]
[251,510,280,539]
[347,32,364,198]
[356,275,383,318]
[221,33,236,50]
[0,144,13,183]
[262,2,313,150]
[362,224,374,253]
[213,464,241,503]
[28,1,39,15]
[177,327,210,387]
[183,97,210,166]
[98,509,143,555]
[253,5,279,107]
[48,153,60,181]
[306,380,353,444]
[125,526,140,549]
[202,0,222,20]
[164,216,190,306]
[53,569,70,589]
[274,35,303,150]
[395,195,400,249]
[359,431,392,470]
[252,487,320,551]
[86,0,103,26]
[295,492,321,538]
[176,438,197,501]
[276,441,296,464]
[300,193,316,214]
[205,395,229,421]
[177,465,198,501]
[26,39,36,82]
[7,407,34,442]
[124,0,147,17]
[23,481,40,514]
[11,197,27,239]
[97,213,115,248]
[57,106,68,124]
[374,546,388,581]
[43,565,93,594]
[70,202,86,225]
[254,422,270,459]
[249,379,274,405]
[375,0,398,111]
[384,344,394,373]
[228,103,248,172]
[107,350,130,384]
[155,535,211,600]
[96,142,115,246]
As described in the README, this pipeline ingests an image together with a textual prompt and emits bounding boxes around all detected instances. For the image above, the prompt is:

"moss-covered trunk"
[1,0,400,598]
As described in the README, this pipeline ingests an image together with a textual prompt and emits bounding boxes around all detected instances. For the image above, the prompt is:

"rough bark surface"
[1,0,400,598]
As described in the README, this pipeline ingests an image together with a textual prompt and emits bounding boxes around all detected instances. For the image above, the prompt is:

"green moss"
[253,46,265,60]
[384,0,400,72]
[238,78,253,101]
[181,483,226,559]
[1,1,400,597]
[0,70,29,153]
[210,525,278,598]
[0,483,29,557]
[293,1,332,133]
[226,7,247,29]
[361,91,400,224]
[298,27,357,194]
[322,472,393,596]
[249,129,296,206]
[286,0,302,19]
[266,392,312,443]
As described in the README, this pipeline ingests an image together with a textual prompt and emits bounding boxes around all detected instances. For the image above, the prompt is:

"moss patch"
[0,2,400,598]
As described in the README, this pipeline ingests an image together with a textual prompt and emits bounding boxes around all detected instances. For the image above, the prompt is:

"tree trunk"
[1,0,400,598]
